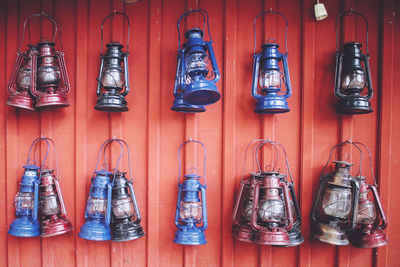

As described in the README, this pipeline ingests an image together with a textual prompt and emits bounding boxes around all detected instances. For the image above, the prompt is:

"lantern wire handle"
[335,10,369,54]
[274,141,295,184]
[177,9,211,50]
[19,12,61,52]
[253,10,288,57]
[254,139,280,174]
[25,138,43,166]
[100,139,124,183]
[240,139,269,181]
[94,139,114,174]
[39,137,60,179]
[321,140,363,177]
[353,141,377,187]
[114,138,134,183]
[100,11,130,55]
[178,139,207,186]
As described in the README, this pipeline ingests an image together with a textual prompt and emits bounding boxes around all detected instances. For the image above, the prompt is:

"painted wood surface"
[0,0,399,266]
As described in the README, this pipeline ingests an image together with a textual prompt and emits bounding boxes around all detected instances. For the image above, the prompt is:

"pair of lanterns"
[96,12,131,112]
[7,12,70,111]
[232,140,303,246]
[79,139,144,242]
[171,9,221,113]
[311,141,388,248]
[173,139,208,245]
[8,137,73,237]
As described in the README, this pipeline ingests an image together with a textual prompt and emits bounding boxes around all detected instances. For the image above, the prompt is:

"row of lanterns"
[7,9,374,114]
[8,137,387,249]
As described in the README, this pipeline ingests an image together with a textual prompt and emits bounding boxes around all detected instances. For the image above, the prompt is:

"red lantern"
[28,12,70,109]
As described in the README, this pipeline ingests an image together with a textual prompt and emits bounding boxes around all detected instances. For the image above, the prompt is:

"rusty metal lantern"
[311,141,362,245]
[233,139,302,246]
[347,143,388,248]
[23,12,71,109]
[334,11,373,114]
[95,12,131,112]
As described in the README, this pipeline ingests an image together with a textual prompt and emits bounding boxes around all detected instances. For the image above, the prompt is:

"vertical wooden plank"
[159,0,185,266]
[0,0,9,266]
[233,1,262,267]
[221,0,237,266]
[74,0,90,266]
[146,0,162,266]
[377,0,400,266]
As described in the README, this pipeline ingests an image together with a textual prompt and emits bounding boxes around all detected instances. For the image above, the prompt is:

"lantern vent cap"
[185,28,204,39]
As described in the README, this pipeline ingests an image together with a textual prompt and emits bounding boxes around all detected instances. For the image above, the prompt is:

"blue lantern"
[8,138,44,237]
[172,9,220,109]
[251,11,292,114]
[79,140,119,241]
[174,139,208,245]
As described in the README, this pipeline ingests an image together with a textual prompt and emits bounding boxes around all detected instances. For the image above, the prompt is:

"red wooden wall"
[0,0,399,266]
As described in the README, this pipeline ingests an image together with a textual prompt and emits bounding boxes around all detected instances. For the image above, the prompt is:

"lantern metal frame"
[79,139,120,241]
[108,138,144,242]
[311,141,362,245]
[8,138,44,237]
[334,10,373,114]
[172,9,221,108]
[27,12,70,109]
[37,137,73,237]
[173,139,208,245]
[347,142,388,248]
[249,140,295,246]
[251,11,292,114]
[95,11,131,112]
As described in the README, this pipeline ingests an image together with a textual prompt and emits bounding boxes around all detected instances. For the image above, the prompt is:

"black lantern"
[334,11,373,114]
[251,11,292,114]
[110,139,144,242]
[96,12,130,112]
[172,9,220,108]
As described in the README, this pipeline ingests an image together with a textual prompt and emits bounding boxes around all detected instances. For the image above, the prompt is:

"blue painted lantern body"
[79,170,113,241]
[252,43,292,114]
[8,165,41,237]
[174,174,208,245]
[175,28,220,107]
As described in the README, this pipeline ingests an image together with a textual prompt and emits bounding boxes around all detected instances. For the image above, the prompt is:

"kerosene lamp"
[334,11,373,114]
[347,142,388,248]
[173,139,208,245]
[79,140,115,241]
[251,11,292,114]
[26,12,70,109]
[95,12,131,112]
[7,44,38,110]
[311,142,361,245]
[8,138,42,237]
[173,9,220,107]
[110,138,144,242]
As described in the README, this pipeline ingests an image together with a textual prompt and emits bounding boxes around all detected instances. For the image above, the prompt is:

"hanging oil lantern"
[110,139,144,242]
[79,140,115,241]
[251,11,292,114]
[37,137,73,237]
[334,11,373,114]
[95,11,131,112]
[26,12,70,109]
[173,9,220,107]
[173,139,208,245]
[311,141,362,245]
[8,138,42,237]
